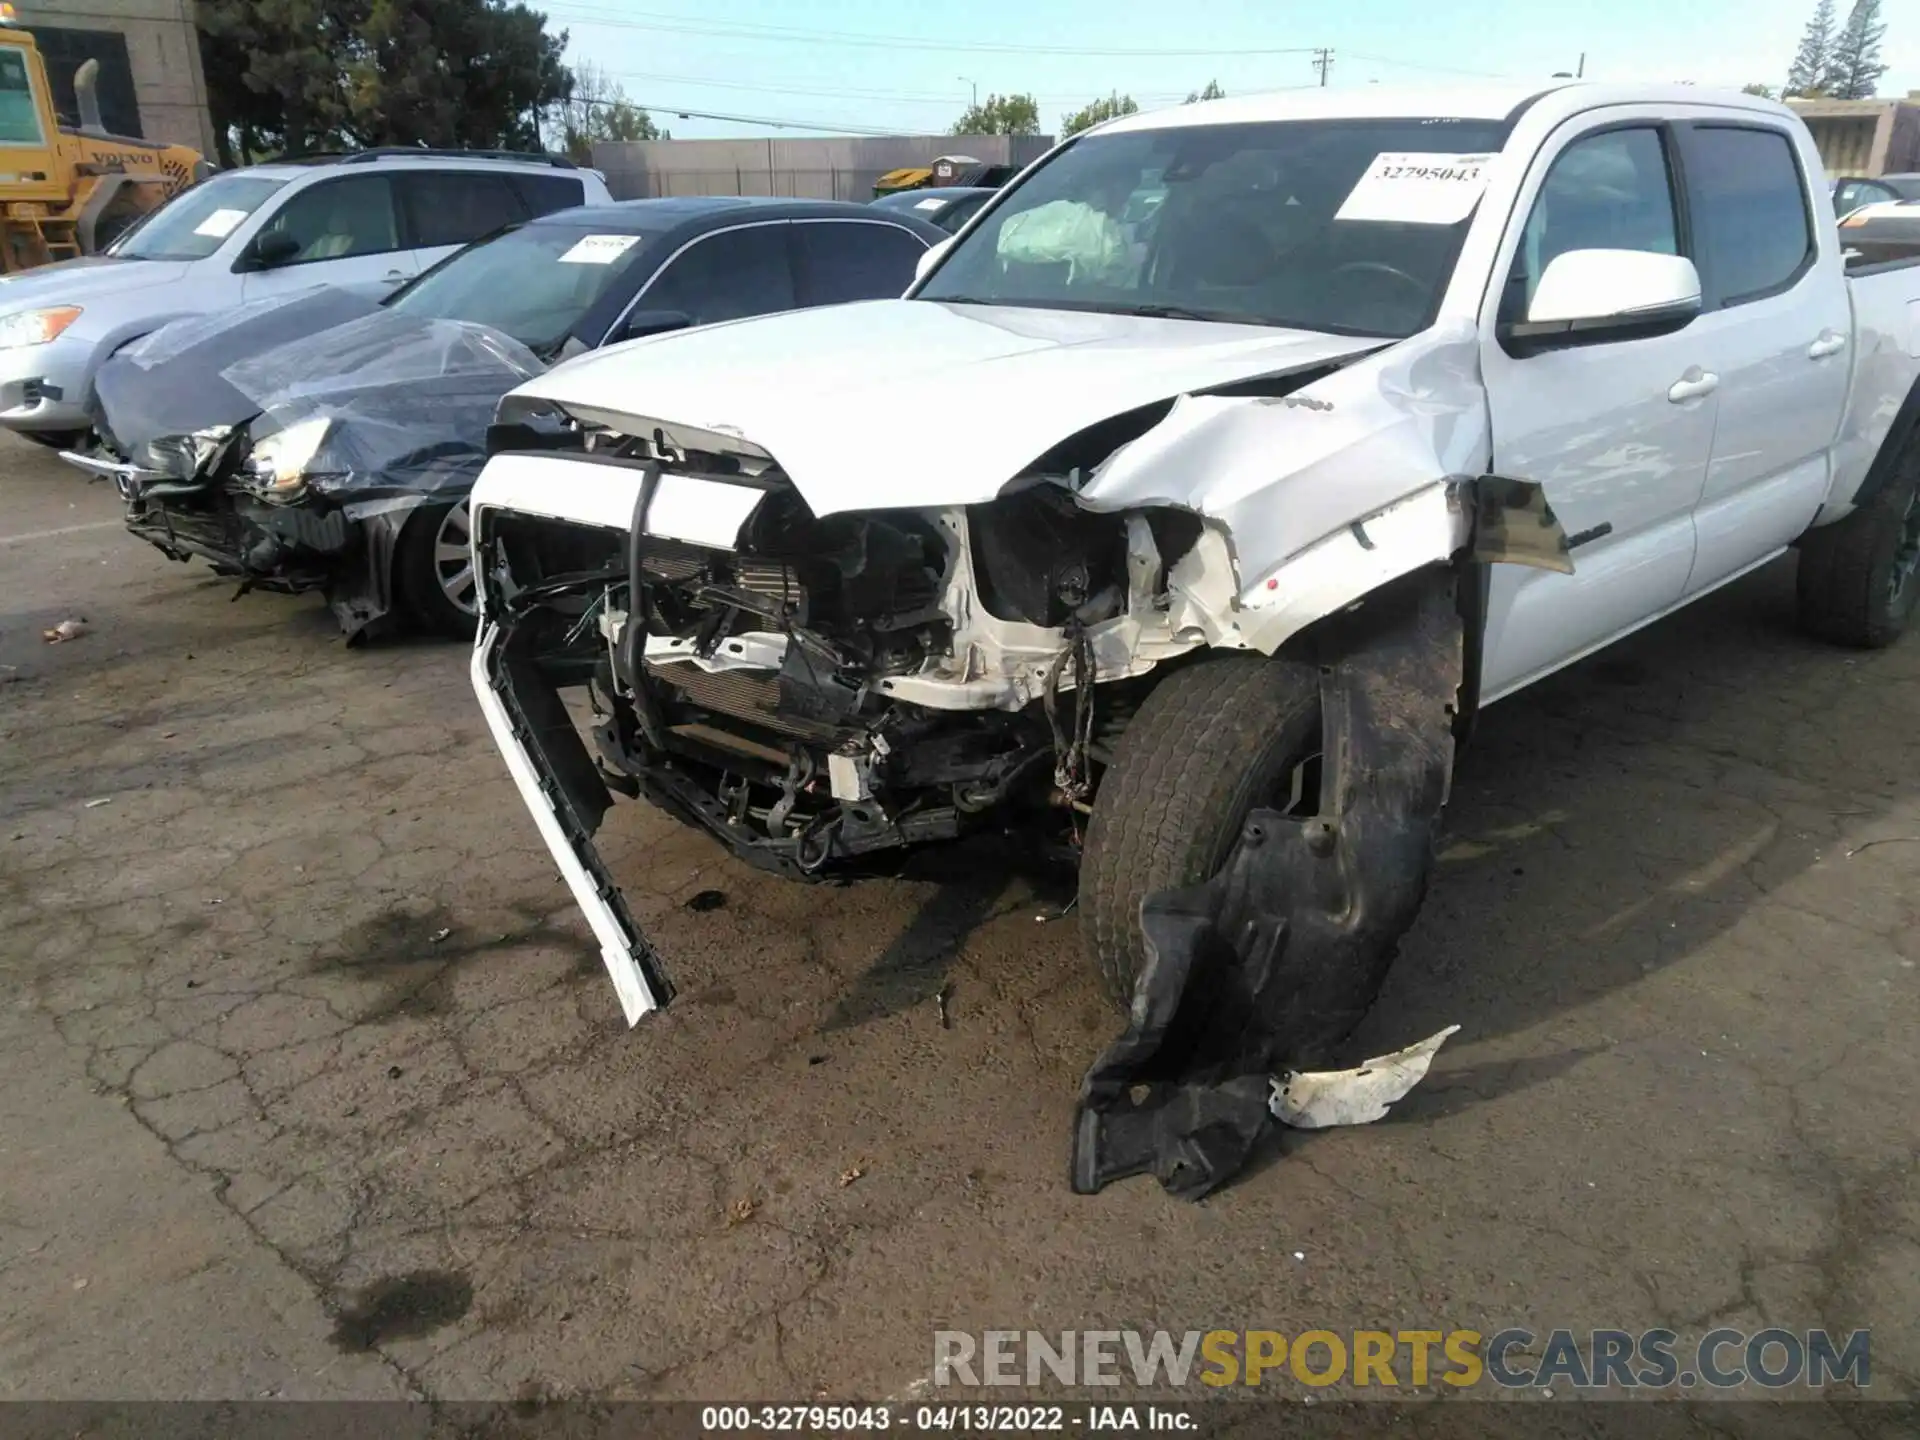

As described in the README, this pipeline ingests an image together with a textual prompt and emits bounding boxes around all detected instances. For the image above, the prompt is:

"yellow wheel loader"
[0,9,207,273]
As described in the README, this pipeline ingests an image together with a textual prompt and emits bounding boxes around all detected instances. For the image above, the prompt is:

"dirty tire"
[395,500,479,641]
[1079,653,1320,1011]
[1796,440,1920,650]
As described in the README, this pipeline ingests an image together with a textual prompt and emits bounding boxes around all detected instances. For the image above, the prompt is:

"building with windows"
[16,0,213,154]
[1787,96,1920,179]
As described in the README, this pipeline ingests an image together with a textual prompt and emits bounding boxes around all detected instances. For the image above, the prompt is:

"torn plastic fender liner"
[1070,565,1464,1200]
[471,618,673,1025]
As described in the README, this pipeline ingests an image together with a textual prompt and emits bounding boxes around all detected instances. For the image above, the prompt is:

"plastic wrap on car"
[218,312,548,502]
[94,287,383,456]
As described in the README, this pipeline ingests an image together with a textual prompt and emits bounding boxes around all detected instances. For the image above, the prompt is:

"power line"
[596,68,1200,108]
[544,3,1320,58]
[589,98,904,135]
[1343,50,1514,79]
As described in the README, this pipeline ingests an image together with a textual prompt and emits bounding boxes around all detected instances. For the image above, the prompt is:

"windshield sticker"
[1335,153,1494,225]
[914,197,948,212]
[192,208,250,239]
[558,233,643,265]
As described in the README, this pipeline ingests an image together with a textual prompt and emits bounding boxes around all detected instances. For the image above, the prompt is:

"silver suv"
[0,148,613,446]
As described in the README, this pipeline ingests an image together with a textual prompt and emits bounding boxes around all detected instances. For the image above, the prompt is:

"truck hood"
[0,255,191,310]
[511,299,1389,515]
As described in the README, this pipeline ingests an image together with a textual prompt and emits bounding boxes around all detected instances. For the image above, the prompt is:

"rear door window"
[1680,126,1814,307]
[791,220,928,305]
[510,173,586,217]
[637,223,797,325]
[397,171,529,249]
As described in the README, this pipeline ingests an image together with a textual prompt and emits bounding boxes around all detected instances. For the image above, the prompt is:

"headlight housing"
[0,305,82,349]
[140,424,235,480]
[238,416,331,503]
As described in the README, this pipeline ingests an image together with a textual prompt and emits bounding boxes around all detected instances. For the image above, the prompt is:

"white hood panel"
[512,299,1387,515]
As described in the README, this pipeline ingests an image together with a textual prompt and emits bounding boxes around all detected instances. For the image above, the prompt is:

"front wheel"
[1078,653,1320,1011]
[1796,445,1920,650]
[394,498,479,640]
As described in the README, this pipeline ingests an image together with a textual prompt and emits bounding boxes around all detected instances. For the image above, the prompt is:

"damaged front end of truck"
[470,316,1569,1197]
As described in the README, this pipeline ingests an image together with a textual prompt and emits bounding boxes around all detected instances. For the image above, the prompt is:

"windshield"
[919,117,1509,337]
[0,44,45,147]
[386,221,658,353]
[110,173,288,261]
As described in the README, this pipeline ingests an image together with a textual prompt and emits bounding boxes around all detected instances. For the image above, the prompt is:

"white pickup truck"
[463,82,1920,1189]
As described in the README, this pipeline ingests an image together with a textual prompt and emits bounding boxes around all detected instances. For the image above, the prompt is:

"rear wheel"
[394,498,479,640]
[1796,442,1920,650]
[1078,653,1320,1010]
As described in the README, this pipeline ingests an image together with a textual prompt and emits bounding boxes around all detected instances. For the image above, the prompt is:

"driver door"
[239,174,419,301]
[1478,118,1716,700]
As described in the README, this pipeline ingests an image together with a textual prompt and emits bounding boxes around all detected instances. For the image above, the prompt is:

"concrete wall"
[17,0,214,156]
[1788,97,1920,177]
[593,132,1056,202]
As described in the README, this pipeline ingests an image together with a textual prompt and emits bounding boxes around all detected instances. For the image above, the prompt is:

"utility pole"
[958,76,978,108]
[1577,52,1586,78]
[1312,48,1334,86]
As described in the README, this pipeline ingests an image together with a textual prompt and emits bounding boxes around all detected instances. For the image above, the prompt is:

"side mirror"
[610,309,692,343]
[1503,249,1701,353]
[245,230,301,270]
[912,237,953,287]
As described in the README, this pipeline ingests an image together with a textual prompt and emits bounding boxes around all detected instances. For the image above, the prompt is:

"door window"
[1683,127,1814,307]
[1833,179,1896,216]
[1504,127,1679,322]
[638,224,796,325]
[259,175,402,264]
[792,220,927,305]
[510,173,587,217]
[398,171,528,250]
[939,192,990,232]
[0,43,45,145]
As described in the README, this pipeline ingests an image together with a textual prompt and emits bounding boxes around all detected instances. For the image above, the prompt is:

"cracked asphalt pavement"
[2,436,1916,1405]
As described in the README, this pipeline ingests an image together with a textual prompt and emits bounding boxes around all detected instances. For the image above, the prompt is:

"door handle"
[383,269,407,282]
[1807,333,1847,359]
[1667,369,1719,403]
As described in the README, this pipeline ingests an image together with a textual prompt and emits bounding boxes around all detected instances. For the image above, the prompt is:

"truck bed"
[1827,255,1920,515]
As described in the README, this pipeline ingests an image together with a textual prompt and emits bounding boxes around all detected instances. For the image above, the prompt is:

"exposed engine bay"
[467,313,1574,1201]
[476,424,1232,884]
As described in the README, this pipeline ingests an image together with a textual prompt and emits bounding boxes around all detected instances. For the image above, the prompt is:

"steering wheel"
[1328,260,1427,297]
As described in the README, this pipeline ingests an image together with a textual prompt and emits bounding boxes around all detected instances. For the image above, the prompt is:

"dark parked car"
[1832,173,1920,216]
[66,197,943,639]
[870,186,998,233]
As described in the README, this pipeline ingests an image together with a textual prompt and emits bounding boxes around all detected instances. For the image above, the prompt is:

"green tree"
[550,62,667,162]
[1823,0,1889,99]
[1785,0,1836,96]
[950,92,1041,136]
[198,0,356,161]
[346,0,571,150]
[195,0,572,160]
[1742,82,1777,97]
[1061,92,1139,137]
[1185,79,1226,103]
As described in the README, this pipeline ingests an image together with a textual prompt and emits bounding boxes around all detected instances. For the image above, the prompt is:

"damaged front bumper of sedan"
[470,319,1571,1195]
[73,308,545,638]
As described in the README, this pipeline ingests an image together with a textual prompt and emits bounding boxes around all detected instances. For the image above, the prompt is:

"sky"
[541,0,1920,141]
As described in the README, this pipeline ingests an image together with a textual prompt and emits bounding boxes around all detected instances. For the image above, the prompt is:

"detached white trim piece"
[1269,1025,1461,1129]
[469,452,765,550]
[469,622,659,1026]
